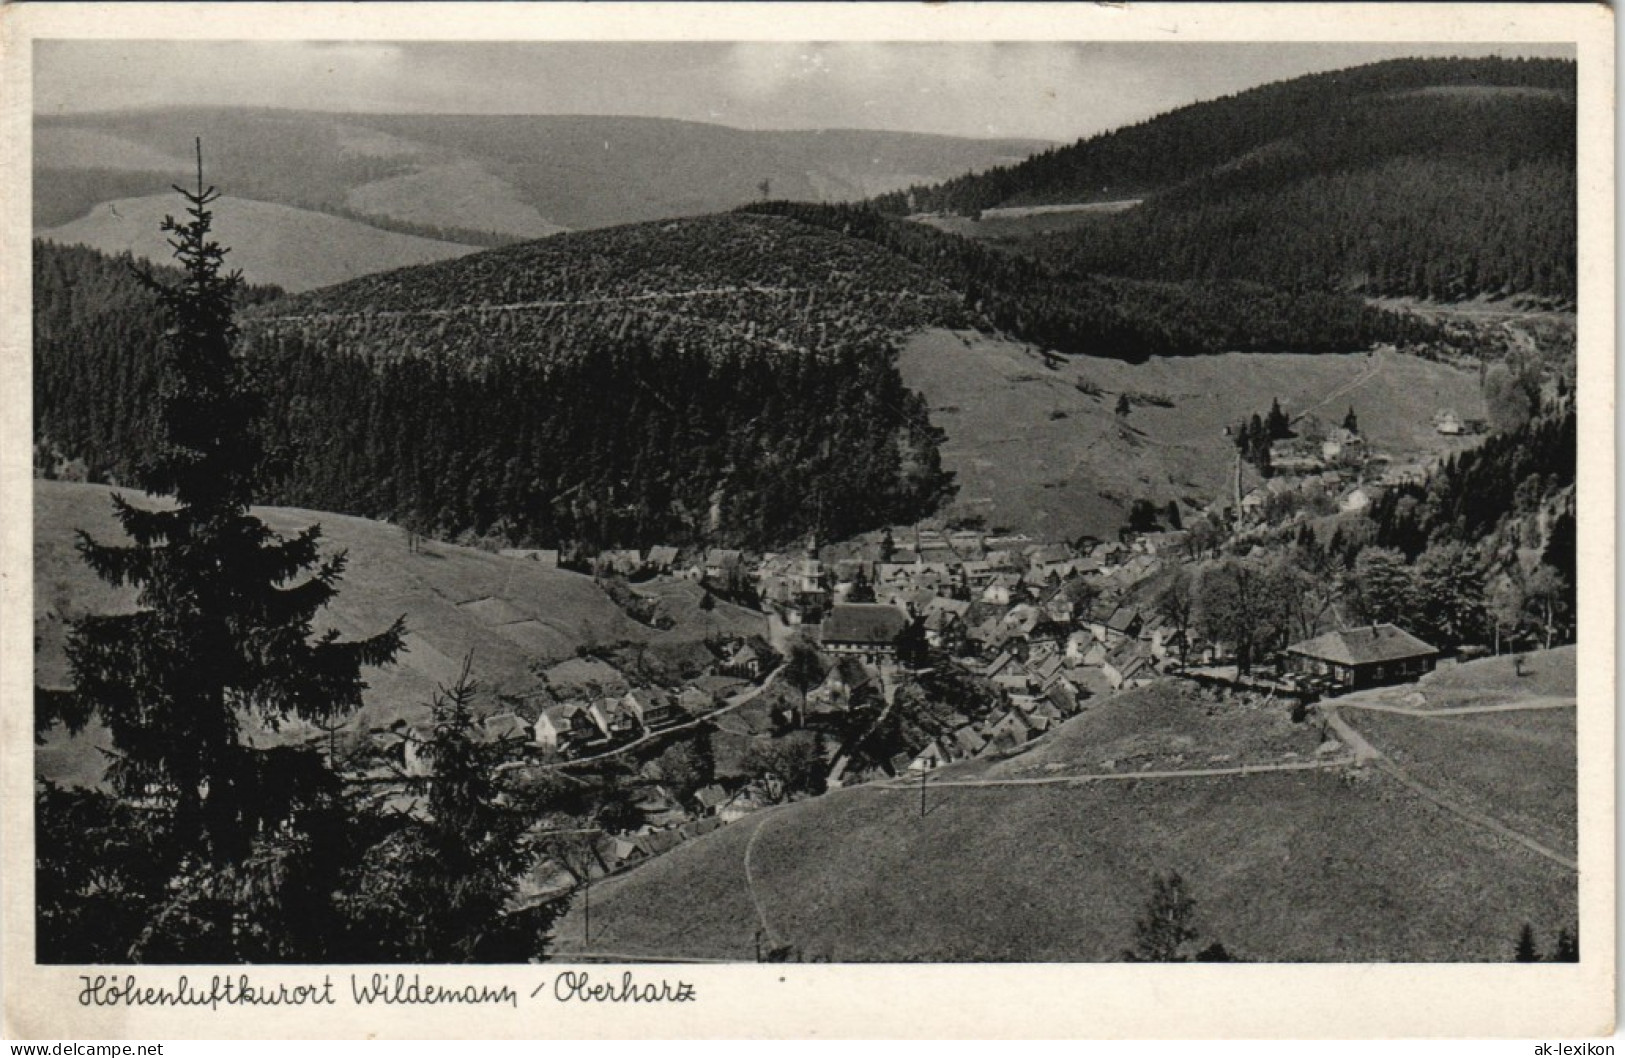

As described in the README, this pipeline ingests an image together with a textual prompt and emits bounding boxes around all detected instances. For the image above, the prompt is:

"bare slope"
[553,675,1575,962]
[39,196,479,292]
[898,328,1488,539]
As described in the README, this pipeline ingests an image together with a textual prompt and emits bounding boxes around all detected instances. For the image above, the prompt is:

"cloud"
[35,41,409,115]
[35,40,1575,141]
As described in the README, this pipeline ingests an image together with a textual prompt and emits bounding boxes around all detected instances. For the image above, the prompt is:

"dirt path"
[873,755,1355,791]
[252,286,958,326]
[741,807,786,950]
[1330,697,1575,717]
[1320,703,1576,871]
[1291,347,1384,423]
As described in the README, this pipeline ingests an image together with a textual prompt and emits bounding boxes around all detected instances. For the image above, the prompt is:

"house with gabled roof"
[806,655,878,717]
[1027,652,1067,691]
[959,559,993,585]
[908,739,955,774]
[1044,681,1081,717]
[984,709,1039,751]
[479,713,532,744]
[980,572,1023,607]
[999,602,1043,640]
[704,548,744,580]
[982,550,1020,573]
[1103,642,1156,690]
[633,827,687,859]
[952,723,988,758]
[597,549,644,577]
[596,696,642,741]
[819,602,912,661]
[1284,624,1439,690]
[532,701,609,753]
[948,530,986,557]
[622,687,683,731]
[984,650,1032,694]
[694,784,732,816]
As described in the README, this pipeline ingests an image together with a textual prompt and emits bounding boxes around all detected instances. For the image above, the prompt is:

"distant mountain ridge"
[876,57,1576,302]
[36,107,1049,235]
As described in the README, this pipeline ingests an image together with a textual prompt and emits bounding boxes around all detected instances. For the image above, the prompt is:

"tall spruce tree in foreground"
[64,151,403,861]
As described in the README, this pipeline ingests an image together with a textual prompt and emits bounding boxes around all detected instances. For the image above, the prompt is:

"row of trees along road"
[35,160,568,963]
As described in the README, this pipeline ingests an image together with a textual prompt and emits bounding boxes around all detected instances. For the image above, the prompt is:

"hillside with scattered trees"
[739,201,1439,359]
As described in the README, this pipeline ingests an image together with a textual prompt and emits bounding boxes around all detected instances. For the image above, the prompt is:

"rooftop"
[1287,624,1439,666]
[821,602,911,645]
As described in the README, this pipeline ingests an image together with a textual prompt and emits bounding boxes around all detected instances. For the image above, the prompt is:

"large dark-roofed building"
[1284,623,1440,690]
[819,602,912,660]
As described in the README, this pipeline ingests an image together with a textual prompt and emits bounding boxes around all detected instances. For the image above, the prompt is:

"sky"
[35,40,1574,143]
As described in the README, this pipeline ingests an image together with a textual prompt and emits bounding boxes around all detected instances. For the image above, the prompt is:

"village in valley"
[27,41,1582,969]
[338,392,1510,910]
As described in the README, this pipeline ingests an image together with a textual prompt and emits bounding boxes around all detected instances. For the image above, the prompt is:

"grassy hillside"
[899,328,1488,539]
[35,107,1046,236]
[34,481,768,787]
[553,672,1575,962]
[1419,645,1576,702]
[1353,708,1575,861]
[39,195,480,292]
[877,57,1575,302]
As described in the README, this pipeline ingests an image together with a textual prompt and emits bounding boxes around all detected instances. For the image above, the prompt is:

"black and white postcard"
[1,1,1613,1040]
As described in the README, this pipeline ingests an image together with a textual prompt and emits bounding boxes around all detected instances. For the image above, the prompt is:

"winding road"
[539,664,786,771]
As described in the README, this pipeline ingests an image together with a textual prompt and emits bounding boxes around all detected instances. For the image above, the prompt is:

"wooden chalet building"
[1283,624,1440,690]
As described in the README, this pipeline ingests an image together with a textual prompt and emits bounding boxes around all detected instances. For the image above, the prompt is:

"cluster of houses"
[530,685,694,756]
[1241,419,1461,525]
[751,530,1216,779]
[481,496,1454,900]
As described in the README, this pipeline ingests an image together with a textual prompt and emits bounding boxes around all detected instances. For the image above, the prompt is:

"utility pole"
[919,763,927,818]
[1233,446,1243,514]
[583,876,591,947]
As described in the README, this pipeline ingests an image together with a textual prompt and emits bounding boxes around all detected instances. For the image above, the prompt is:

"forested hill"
[38,202,1449,551]
[37,218,968,551]
[874,57,1576,302]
